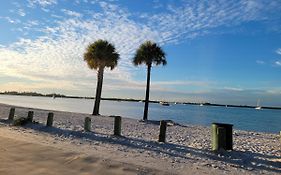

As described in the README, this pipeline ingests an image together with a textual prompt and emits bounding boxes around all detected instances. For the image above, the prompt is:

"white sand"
[0,103,280,175]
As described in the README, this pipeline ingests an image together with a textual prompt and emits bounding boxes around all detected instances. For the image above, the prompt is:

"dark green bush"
[13,116,29,126]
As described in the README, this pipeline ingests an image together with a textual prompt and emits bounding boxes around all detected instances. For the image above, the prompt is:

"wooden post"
[46,112,54,127]
[27,111,34,122]
[84,117,91,132]
[158,120,167,142]
[114,116,122,136]
[8,108,15,120]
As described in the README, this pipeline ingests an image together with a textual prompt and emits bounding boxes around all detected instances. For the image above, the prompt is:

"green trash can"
[212,123,233,151]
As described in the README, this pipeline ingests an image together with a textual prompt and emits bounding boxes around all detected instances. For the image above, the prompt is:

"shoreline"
[0,103,280,174]
[0,101,279,134]
[1,93,281,110]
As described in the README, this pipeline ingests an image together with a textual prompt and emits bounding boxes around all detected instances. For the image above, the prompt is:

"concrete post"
[8,108,15,120]
[158,120,167,142]
[84,117,91,132]
[46,112,54,127]
[114,116,122,136]
[27,111,34,122]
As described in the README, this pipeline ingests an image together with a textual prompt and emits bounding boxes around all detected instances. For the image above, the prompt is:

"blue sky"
[0,0,281,106]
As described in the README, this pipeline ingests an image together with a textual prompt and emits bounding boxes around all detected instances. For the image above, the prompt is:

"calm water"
[0,95,280,133]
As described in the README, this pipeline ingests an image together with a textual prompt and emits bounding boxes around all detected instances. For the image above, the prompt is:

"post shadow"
[0,117,280,174]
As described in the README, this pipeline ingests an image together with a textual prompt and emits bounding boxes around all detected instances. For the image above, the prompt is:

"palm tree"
[133,41,167,120]
[84,39,120,115]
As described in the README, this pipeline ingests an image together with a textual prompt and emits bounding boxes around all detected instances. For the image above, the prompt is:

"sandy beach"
[0,135,165,175]
[0,103,280,175]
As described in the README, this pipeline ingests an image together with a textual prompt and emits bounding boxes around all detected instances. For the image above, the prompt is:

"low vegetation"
[12,116,29,126]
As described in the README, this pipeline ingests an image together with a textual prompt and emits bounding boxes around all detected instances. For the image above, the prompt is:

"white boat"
[160,101,170,106]
[199,103,203,106]
[255,106,261,110]
[255,99,262,110]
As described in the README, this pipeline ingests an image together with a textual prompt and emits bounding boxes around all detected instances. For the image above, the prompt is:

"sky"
[0,0,281,106]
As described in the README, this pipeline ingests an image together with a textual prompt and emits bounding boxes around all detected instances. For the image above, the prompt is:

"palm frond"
[83,39,120,70]
[133,41,167,67]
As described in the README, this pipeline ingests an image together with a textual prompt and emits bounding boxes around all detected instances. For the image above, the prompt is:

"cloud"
[25,20,39,26]
[266,89,281,94]
[0,16,21,24]
[276,48,281,55]
[61,9,82,17]
[256,60,265,64]
[0,2,161,95]
[151,80,210,87]
[28,0,57,7]
[223,87,243,91]
[140,0,281,44]
[0,81,77,92]
[16,9,26,17]
[275,60,281,66]
[1,0,281,100]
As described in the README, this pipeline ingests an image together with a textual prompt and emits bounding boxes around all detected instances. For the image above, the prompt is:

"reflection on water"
[0,95,280,133]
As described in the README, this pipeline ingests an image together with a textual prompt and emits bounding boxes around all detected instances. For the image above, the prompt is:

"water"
[0,95,280,133]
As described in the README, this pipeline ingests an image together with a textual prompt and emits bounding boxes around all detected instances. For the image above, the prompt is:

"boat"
[199,103,203,106]
[255,99,262,110]
[160,101,170,106]
[52,94,56,99]
[255,106,262,110]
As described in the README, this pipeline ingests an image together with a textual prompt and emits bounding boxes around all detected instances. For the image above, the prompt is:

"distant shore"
[1,92,281,110]
[0,103,280,174]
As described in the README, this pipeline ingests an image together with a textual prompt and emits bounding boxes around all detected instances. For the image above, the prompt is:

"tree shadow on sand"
[0,118,280,173]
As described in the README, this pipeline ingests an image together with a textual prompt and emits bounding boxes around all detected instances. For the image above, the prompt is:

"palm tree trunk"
[93,67,104,115]
[143,64,151,120]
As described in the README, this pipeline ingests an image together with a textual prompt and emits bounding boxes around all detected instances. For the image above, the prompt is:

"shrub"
[13,116,29,126]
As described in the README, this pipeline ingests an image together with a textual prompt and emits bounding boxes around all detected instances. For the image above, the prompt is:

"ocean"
[0,95,280,133]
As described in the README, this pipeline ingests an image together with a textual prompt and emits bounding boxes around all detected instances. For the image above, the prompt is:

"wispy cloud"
[17,9,26,17]
[0,16,20,24]
[266,89,281,95]
[140,0,281,44]
[256,60,265,65]
[61,9,82,17]
[276,48,281,55]
[28,0,57,7]
[223,87,243,91]
[275,60,281,66]
[0,1,160,94]
[1,0,281,99]
[151,80,210,87]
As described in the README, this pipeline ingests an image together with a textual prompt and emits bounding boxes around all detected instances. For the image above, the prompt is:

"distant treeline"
[0,91,280,110]
[0,91,66,98]
[0,91,142,101]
